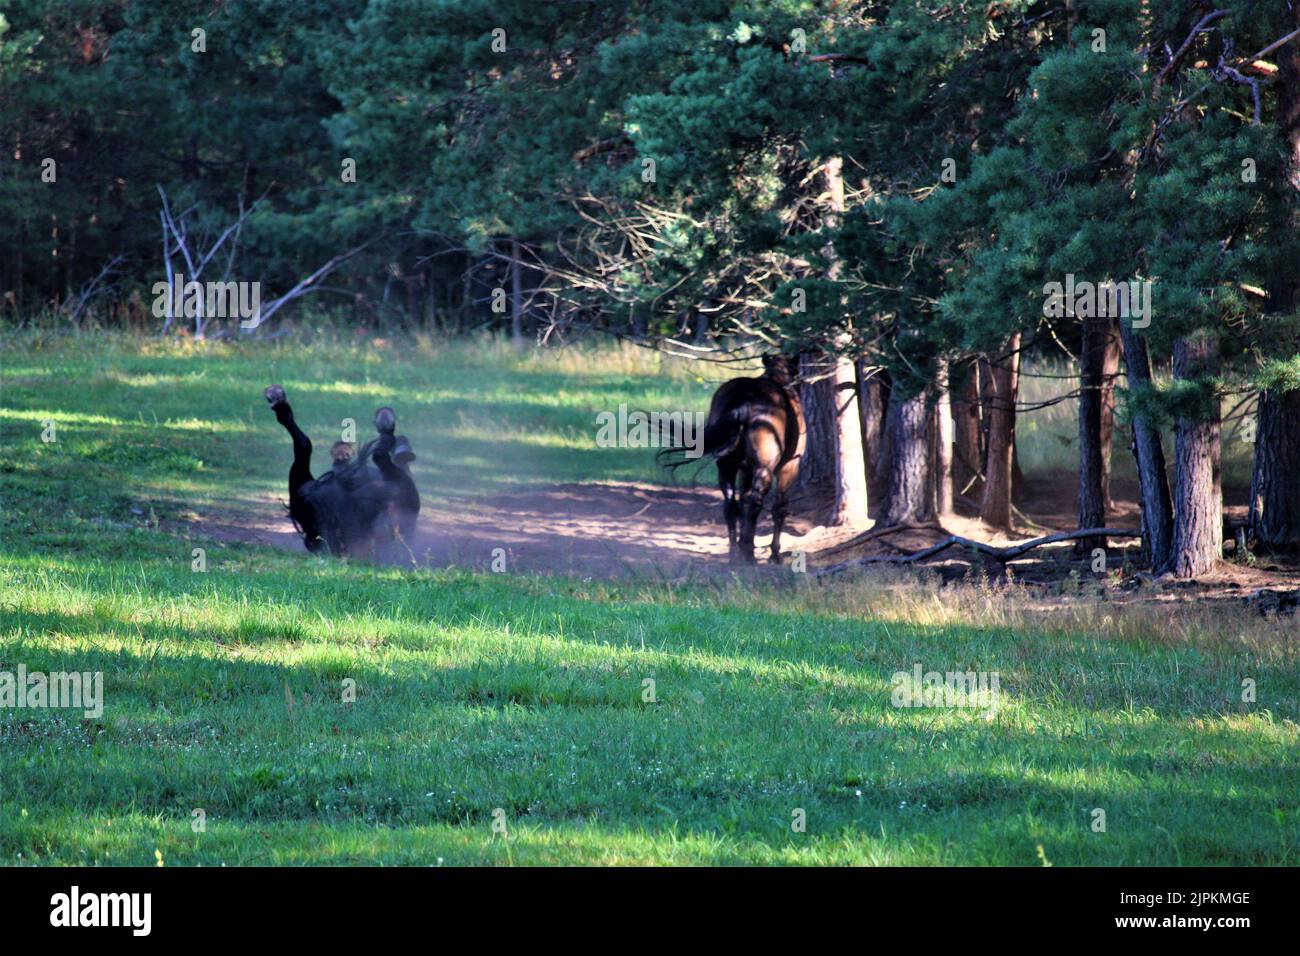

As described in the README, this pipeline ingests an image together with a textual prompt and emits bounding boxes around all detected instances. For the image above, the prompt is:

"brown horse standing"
[664,354,805,563]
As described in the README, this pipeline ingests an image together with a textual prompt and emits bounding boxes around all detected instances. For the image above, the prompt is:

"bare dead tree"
[157,184,375,337]
[63,254,125,328]
[157,185,259,338]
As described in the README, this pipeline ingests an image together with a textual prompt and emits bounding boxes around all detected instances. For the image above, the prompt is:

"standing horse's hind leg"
[770,494,787,565]
[717,461,741,559]
[769,459,798,565]
[739,466,772,564]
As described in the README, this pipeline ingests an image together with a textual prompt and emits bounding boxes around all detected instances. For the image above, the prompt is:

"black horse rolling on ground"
[265,385,420,556]
[662,354,805,564]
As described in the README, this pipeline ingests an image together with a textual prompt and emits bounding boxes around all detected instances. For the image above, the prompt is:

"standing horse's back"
[705,377,799,469]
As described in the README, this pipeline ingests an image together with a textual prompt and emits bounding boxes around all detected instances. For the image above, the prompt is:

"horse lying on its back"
[663,354,804,564]
[265,385,420,557]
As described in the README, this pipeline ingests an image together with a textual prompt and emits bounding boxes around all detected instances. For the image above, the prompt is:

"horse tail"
[657,405,747,473]
[701,409,748,459]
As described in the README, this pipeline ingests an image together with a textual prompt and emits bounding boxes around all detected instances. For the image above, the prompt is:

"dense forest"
[4,0,1300,576]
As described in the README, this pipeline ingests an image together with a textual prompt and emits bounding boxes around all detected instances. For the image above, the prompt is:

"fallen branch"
[814,527,1142,575]
[813,520,944,559]
[244,241,375,331]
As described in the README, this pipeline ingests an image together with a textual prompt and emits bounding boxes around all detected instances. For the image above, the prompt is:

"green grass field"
[1,331,1297,865]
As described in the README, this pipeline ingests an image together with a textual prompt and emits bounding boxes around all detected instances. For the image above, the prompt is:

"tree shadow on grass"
[3,606,1295,867]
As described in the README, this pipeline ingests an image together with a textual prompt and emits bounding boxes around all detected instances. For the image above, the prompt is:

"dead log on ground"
[814,527,1141,576]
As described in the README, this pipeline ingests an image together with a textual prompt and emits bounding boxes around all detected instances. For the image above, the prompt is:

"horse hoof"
[264,384,287,406]
[393,435,416,465]
[375,406,396,434]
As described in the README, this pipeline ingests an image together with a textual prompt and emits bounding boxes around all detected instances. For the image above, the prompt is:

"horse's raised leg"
[370,434,421,545]
[266,384,331,552]
[265,385,314,493]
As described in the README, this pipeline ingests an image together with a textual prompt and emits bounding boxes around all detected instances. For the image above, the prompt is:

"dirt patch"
[194,480,856,578]
[191,475,1300,607]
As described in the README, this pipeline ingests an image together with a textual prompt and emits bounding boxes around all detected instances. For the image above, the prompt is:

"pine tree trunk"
[827,355,869,526]
[884,389,933,525]
[1250,388,1300,552]
[872,369,893,494]
[1099,318,1122,509]
[692,306,710,345]
[980,334,1020,529]
[932,357,954,516]
[510,238,524,343]
[800,159,869,527]
[1012,431,1029,493]
[1166,332,1222,578]
[1076,315,1109,552]
[857,359,888,502]
[1119,321,1174,568]
[1118,3,1178,568]
[460,259,473,332]
[1249,4,1300,554]
[952,361,983,498]
[797,352,835,492]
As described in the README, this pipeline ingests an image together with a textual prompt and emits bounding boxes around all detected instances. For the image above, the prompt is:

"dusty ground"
[192,468,1300,611]
[198,479,844,577]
